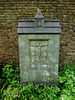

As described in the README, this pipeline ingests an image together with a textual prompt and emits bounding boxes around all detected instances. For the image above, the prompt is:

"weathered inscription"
[30,41,48,69]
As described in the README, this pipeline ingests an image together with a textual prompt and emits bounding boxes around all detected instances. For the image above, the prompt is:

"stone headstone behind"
[17,9,61,85]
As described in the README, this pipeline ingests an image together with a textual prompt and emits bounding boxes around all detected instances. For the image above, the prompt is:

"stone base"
[20,81,57,86]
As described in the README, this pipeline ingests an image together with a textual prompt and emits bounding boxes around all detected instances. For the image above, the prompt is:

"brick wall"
[0,0,75,69]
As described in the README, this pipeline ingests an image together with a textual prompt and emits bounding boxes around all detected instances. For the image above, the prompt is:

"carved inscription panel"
[30,40,48,69]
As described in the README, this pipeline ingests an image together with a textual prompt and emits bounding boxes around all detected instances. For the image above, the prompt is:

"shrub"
[58,61,75,100]
[1,58,20,85]
[0,59,75,100]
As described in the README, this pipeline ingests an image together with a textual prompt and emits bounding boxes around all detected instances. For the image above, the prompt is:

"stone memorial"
[17,8,61,85]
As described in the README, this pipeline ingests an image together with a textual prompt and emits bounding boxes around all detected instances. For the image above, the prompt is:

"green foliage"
[58,61,75,100]
[0,60,75,100]
[1,58,20,85]
[1,82,60,100]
